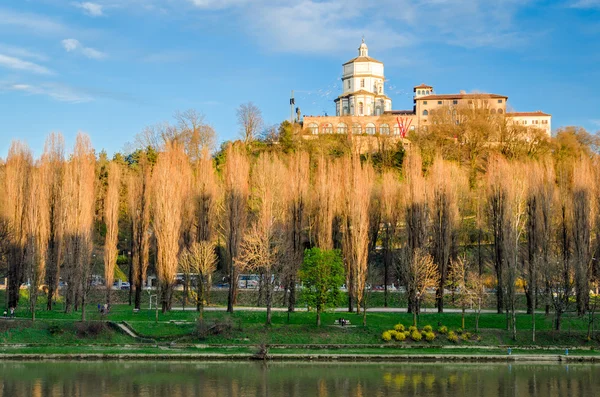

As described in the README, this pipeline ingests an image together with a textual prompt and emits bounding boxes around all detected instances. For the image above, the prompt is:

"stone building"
[303,40,551,138]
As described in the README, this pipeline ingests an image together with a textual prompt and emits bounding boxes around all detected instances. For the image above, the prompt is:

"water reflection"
[0,361,598,397]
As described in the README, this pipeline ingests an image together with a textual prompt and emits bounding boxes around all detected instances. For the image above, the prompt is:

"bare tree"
[42,133,66,311]
[175,109,217,161]
[340,156,374,324]
[380,171,401,307]
[237,153,287,325]
[236,102,263,144]
[3,141,33,310]
[180,241,217,318]
[429,156,463,312]
[310,155,339,250]
[222,143,250,313]
[63,134,96,320]
[282,151,310,312]
[103,162,121,306]
[129,154,152,310]
[151,142,191,312]
[402,248,440,327]
[572,158,594,315]
[25,166,50,321]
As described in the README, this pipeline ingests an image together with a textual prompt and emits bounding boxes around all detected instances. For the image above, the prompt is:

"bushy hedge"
[394,323,405,332]
[410,330,422,342]
[447,331,459,343]
[382,331,392,341]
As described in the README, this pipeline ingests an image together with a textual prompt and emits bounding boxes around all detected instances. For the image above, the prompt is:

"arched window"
[490,109,496,114]
[337,123,348,134]
[497,109,504,114]
[322,123,332,134]
[423,110,429,116]
[360,79,365,88]
[359,102,364,115]
[380,123,390,135]
[418,90,422,95]
[366,123,376,135]
[393,125,400,135]
[352,123,362,135]
[308,123,318,135]
[343,106,349,115]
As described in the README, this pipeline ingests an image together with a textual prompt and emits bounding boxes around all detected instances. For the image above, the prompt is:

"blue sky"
[0,0,599,157]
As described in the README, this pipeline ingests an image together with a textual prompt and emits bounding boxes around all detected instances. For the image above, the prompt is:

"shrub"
[75,322,107,338]
[382,331,392,341]
[389,330,398,338]
[456,328,463,334]
[461,332,472,341]
[196,316,234,339]
[411,330,422,342]
[423,325,433,333]
[425,332,436,342]
[438,326,448,334]
[47,324,63,335]
[447,331,459,343]
[394,323,405,332]
[408,325,418,333]
[395,331,406,341]
[404,331,411,337]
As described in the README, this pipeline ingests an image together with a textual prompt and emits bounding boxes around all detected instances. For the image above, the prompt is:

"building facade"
[304,41,552,138]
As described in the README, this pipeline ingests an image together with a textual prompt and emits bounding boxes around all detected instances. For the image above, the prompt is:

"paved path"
[170,306,535,314]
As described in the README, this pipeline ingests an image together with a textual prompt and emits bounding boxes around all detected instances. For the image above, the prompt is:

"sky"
[0,0,599,157]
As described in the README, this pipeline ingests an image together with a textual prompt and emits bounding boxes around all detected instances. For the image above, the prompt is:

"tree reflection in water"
[0,362,598,397]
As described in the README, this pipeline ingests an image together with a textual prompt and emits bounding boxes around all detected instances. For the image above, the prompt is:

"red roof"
[414,83,432,89]
[506,111,551,117]
[343,56,383,65]
[417,93,507,100]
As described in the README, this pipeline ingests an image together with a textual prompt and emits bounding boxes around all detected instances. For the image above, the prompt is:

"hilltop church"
[302,40,551,137]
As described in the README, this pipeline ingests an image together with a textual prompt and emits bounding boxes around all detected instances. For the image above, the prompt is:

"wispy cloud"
[0,8,66,35]
[61,39,107,59]
[0,44,47,62]
[0,54,52,75]
[74,2,105,16]
[0,82,93,103]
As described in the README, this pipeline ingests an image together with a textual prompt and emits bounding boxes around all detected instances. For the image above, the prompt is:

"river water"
[0,361,598,396]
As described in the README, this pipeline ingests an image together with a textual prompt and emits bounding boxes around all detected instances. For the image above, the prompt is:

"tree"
[429,156,462,312]
[62,134,96,320]
[151,142,191,312]
[402,248,440,327]
[175,109,217,161]
[128,154,152,310]
[310,155,339,250]
[3,141,32,310]
[42,133,66,311]
[223,143,250,313]
[237,102,263,144]
[180,241,217,318]
[103,162,121,306]
[299,248,345,327]
[467,268,487,332]
[380,171,401,308]
[237,153,287,325]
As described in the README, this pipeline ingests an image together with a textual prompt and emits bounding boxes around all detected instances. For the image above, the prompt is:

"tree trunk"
[227,263,236,313]
[316,307,321,327]
[134,270,143,310]
[287,279,296,312]
[461,308,465,330]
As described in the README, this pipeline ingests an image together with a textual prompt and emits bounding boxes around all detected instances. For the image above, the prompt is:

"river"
[0,361,597,396]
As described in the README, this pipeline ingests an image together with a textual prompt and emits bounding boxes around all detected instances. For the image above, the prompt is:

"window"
[358,102,364,115]
[352,123,362,134]
[308,123,318,134]
[533,120,539,124]
[360,79,365,88]
[523,120,528,125]
[393,125,400,135]
[498,99,503,103]
[380,123,390,135]
[347,80,351,89]
[423,101,428,105]
[497,109,503,114]
[410,125,416,131]
[337,123,348,134]
[438,101,443,105]
[542,120,548,124]
[322,123,332,134]
[366,123,376,135]
[418,90,422,95]
[491,109,496,114]
[343,106,349,115]
[453,100,458,105]
[378,86,382,94]
[423,110,429,116]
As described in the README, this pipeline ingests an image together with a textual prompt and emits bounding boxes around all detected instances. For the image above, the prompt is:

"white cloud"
[0,8,66,35]
[0,44,47,62]
[187,0,251,8]
[74,2,105,16]
[0,81,93,103]
[61,39,107,59]
[0,54,52,75]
